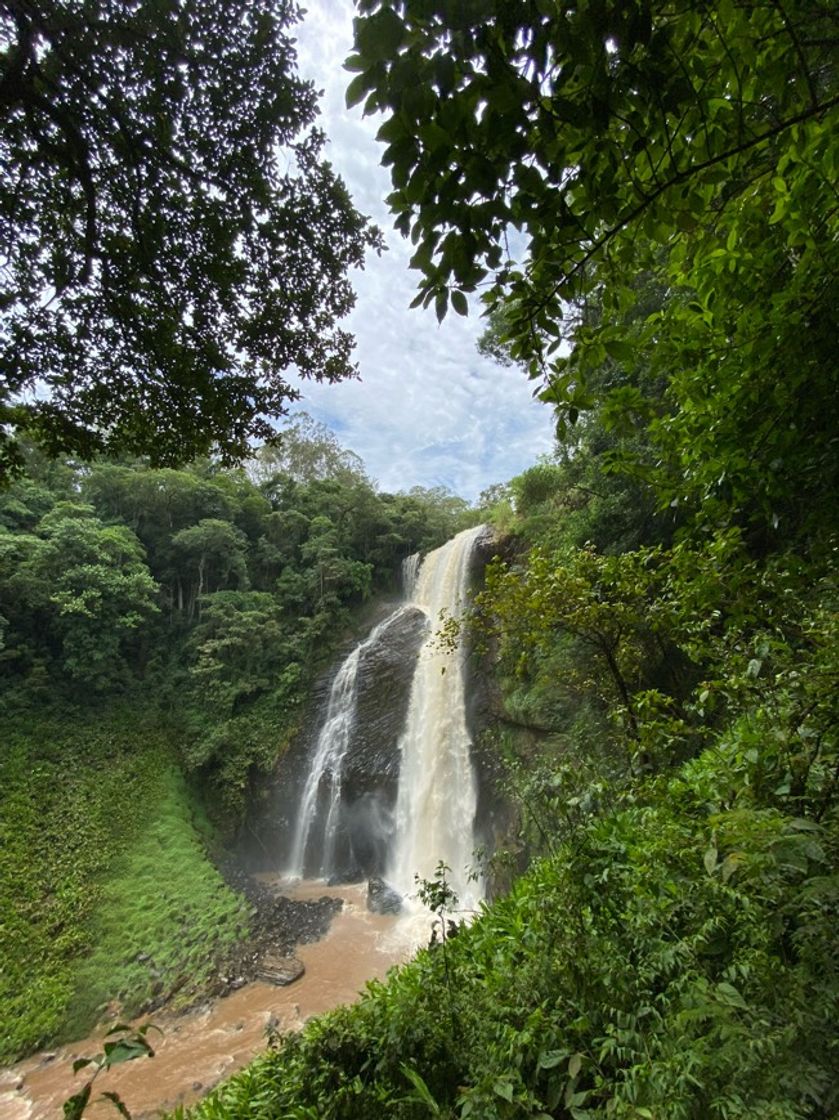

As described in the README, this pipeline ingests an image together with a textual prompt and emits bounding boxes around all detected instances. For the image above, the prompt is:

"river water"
[2,882,412,1120]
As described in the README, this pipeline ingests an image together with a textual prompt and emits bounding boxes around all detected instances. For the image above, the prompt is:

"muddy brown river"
[1,882,421,1120]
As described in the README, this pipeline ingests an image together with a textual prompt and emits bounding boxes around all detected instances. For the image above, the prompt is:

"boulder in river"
[258,954,305,986]
[366,876,402,915]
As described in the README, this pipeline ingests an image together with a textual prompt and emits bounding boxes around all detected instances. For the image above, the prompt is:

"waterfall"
[387,524,484,906]
[285,524,485,905]
[286,606,413,879]
[286,644,361,878]
[401,551,421,599]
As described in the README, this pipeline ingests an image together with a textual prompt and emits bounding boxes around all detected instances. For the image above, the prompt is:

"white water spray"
[387,525,485,908]
[287,606,413,878]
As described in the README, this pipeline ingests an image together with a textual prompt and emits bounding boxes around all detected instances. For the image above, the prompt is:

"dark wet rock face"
[348,605,428,786]
[247,601,428,880]
[316,604,428,882]
[366,876,402,915]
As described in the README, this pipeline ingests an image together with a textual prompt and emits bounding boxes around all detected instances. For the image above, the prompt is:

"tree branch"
[532,92,839,324]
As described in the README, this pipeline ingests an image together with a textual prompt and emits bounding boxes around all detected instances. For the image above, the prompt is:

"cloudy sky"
[286,0,555,502]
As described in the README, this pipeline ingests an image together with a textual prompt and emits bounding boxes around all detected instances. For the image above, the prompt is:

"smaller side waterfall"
[286,645,362,878]
[401,552,421,599]
[285,605,418,879]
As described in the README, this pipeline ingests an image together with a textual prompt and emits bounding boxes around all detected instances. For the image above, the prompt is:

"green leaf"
[354,9,406,63]
[538,1049,569,1069]
[103,1040,152,1067]
[604,339,634,363]
[451,290,468,316]
[63,1085,92,1120]
[400,1064,441,1114]
[493,1080,514,1103]
[435,290,448,323]
[100,1092,133,1120]
[716,982,749,1010]
[346,72,374,110]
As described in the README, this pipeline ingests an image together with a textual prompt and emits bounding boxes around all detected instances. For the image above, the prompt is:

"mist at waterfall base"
[278,525,488,946]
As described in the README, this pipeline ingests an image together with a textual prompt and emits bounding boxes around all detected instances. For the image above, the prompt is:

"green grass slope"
[0,711,248,1063]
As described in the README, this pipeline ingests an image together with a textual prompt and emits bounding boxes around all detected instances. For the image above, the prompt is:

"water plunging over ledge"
[284,525,486,912]
[387,525,485,907]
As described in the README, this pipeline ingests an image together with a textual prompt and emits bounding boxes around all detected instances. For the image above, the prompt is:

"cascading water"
[387,524,485,907]
[286,606,414,879]
[285,524,485,910]
[286,645,361,878]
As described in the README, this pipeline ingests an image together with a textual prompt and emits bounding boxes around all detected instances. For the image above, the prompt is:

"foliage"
[186,722,839,1119]
[0,428,471,828]
[0,503,159,687]
[350,0,839,542]
[248,413,370,487]
[0,0,382,478]
[64,1021,160,1120]
[168,6,839,1117]
[0,711,247,1062]
[65,763,249,1039]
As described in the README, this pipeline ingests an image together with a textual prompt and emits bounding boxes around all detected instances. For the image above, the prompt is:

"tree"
[349,0,837,335]
[170,518,249,620]
[0,0,382,480]
[0,503,159,687]
[249,412,369,487]
[186,590,297,716]
[349,0,839,538]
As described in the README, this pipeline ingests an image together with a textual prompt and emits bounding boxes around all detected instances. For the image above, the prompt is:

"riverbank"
[2,883,409,1120]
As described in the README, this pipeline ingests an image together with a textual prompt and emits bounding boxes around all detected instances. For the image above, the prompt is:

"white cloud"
[289,0,555,501]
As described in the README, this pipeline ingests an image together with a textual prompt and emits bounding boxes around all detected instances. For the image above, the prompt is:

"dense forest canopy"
[0,422,475,812]
[0,0,382,479]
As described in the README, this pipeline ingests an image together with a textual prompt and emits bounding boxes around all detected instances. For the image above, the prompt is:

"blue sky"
[286,0,555,502]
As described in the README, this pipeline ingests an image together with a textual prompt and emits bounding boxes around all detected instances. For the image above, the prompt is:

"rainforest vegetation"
[0,421,472,1060]
[181,1,837,1117]
[1,0,837,1118]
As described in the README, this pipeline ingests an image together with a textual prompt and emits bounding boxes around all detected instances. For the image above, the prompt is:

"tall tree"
[0,0,382,479]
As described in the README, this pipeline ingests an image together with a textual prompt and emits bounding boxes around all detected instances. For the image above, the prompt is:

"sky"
[286,0,555,502]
